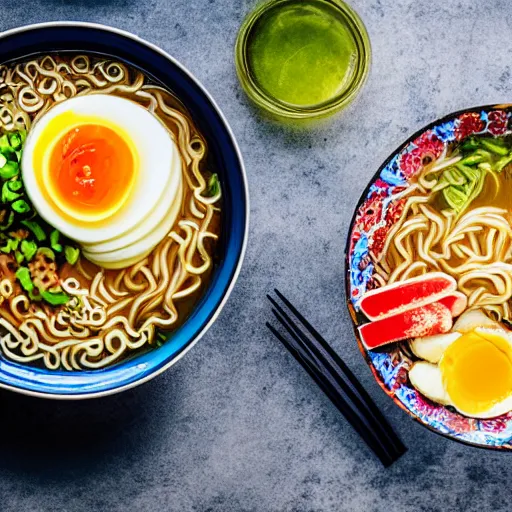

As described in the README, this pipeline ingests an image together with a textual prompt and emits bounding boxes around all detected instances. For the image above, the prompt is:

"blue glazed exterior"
[346,105,512,449]
[0,23,248,398]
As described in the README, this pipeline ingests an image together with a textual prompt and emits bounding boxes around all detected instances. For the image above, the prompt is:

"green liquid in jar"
[247,0,358,107]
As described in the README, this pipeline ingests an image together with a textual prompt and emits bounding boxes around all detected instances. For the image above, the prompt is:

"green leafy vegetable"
[14,250,24,264]
[479,138,509,156]
[436,135,512,215]
[495,154,512,172]
[64,245,80,265]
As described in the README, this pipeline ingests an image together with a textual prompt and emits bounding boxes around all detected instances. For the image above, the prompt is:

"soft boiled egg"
[22,94,182,268]
[409,310,512,418]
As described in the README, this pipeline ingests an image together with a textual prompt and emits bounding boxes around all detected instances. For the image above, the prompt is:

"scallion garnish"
[12,199,31,214]
[50,229,63,252]
[15,266,34,293]
[64,245,80,265]
[21,220,46,241]
[40,290,70,306]
[0,161,19,180]
[21,239,37,261]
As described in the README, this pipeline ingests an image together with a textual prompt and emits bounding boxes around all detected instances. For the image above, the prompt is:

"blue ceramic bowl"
[0,23,249,399]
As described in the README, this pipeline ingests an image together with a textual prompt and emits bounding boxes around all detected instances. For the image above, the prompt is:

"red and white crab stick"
[357,273,468,350]
[359,272,456,321]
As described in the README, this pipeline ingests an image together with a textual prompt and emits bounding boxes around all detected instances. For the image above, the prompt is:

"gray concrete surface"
[1,1,511,511]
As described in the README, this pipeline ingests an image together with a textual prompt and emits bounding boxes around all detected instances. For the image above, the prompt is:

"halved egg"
[22,94,183,268]
[409,316,512,418]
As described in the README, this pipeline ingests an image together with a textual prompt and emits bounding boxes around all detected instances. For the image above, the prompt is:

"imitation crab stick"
[438,291,468,318]
[358,302,453,350]
[359,272,457,320]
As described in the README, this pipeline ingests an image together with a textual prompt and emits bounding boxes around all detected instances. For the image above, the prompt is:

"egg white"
[410,319,512,418]
[22,94,183,268]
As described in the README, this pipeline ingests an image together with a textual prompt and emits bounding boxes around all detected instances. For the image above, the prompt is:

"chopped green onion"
[37,247,55,260]
[64,245,80,265]
[0,238,19,253]
[2,181,22,203]
[21,239,37,261]
[8,132,23,150]
[21,220,46,241]
[41,290,70,306]
[14,250,24,264]
[0,134,12,154]
[12,199,30,214]
[207,173,220,197]
[0,161,19,179]
[15,266,34,293]
[50,230,63,252]
[8,180,23,193]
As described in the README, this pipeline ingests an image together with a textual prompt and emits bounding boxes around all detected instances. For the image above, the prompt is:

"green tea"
[247,0,358,107]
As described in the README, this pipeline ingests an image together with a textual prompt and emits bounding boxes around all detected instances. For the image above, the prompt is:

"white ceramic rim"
[0,21,250,400]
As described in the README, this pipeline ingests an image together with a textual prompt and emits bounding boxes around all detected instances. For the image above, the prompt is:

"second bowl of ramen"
[0,23,248,398]
[346,105,512,449]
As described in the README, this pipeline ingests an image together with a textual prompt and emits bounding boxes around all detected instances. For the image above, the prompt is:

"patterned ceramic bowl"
[0,23,248,399]
[346,105,512,449]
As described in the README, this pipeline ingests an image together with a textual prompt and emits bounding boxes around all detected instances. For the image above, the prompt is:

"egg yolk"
[440,330,512,415]
[48,124,135,218]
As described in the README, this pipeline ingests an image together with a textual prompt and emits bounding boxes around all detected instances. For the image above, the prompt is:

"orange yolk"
[440,330,512,415]
[48,124,134,217]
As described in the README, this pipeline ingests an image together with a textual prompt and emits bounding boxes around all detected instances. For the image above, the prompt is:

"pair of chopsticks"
[266,289,407,467]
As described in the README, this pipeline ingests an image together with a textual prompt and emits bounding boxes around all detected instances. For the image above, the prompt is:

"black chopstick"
[268,298,405,460]
[266,290,406,466]
[266,320,396,467]
[272,289,407,457]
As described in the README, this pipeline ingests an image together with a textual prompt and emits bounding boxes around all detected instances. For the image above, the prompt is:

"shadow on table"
[0,375,172,475]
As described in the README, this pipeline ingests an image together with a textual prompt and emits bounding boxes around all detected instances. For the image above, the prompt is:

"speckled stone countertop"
[0,1,511,511]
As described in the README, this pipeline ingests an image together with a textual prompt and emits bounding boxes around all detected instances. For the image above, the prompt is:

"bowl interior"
[0,24,247,397]
[345,104,512,449]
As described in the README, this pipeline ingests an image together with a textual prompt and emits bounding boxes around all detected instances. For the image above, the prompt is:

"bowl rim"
[344,103,512,450]
[0,21,250,400]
